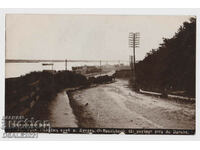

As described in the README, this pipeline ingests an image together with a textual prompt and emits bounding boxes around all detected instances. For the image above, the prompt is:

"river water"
[5,61,117,78]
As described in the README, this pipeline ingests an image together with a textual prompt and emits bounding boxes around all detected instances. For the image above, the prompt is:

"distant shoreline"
[5,59,65,63]
[5,59,129,63]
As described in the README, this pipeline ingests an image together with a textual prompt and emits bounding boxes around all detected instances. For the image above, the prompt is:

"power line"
[129,32,140,90]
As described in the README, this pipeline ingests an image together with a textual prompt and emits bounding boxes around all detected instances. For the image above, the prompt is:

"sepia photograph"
[4,14,196,135]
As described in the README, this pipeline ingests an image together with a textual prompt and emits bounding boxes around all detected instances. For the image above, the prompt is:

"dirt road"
[69,79,195,129]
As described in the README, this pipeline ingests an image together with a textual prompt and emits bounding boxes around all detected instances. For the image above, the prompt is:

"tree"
[136,17,196,97]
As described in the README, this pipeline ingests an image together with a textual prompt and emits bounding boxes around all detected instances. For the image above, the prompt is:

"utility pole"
[65,59,67,70]
[100,60,102,76]
[52,64,53,70]
[129,32,140,90]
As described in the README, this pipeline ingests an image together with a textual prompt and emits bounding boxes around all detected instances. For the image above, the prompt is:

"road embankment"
[5,70,115,122]
[67,91,96,128]
[5,70,89,120]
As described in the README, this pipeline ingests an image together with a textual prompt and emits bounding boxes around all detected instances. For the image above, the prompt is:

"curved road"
[69,79,195,129]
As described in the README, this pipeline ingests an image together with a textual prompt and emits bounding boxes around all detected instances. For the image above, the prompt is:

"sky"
[6,14,191,61]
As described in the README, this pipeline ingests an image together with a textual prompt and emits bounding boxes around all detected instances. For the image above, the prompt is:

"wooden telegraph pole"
[100,60,102,76]
[52,64,54,71]
[65,59,67,70]
[129,32,140,91]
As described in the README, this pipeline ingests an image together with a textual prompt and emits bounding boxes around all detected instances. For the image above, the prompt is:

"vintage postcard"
[1,10,197,138]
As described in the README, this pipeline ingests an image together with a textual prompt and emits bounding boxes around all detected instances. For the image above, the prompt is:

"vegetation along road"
[50,79,195,129]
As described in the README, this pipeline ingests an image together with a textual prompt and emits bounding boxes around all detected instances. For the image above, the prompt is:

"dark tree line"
[136,17,196,97]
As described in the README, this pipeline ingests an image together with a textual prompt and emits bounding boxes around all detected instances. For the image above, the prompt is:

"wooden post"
[65,59,67,70]
[100,60,101,76]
